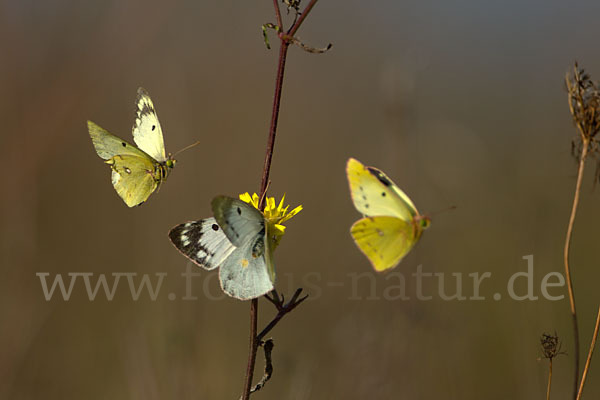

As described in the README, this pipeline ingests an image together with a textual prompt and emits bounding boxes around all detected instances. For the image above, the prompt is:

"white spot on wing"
[181,234,190,246]
[111,171,121,185]
[196,249,207,259]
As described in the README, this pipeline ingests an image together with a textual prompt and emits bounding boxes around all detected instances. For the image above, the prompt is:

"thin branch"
[287,36,332,53]
[288,0,319,36]
[576,306,600,400]
[272,0,283,29]
[563,138,587,399]
[257,289,308,343]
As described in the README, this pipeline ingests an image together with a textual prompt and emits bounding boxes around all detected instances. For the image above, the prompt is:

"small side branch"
[249,339,275,394]
[262,24,332,54]
[258,289,308,343]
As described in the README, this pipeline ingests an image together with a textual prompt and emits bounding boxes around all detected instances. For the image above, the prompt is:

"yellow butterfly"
[346,158,430,272]
[88,88,175,207]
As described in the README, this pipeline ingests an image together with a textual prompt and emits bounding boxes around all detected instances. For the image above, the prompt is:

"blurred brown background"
[2,0,600,399]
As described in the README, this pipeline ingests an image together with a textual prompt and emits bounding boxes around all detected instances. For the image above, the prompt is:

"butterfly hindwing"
[132,87,166,162]
[346,157,417,221]
[219,233,274,300]
[168,218,236,270]
[109,154,159,207]
[350,216,420,272]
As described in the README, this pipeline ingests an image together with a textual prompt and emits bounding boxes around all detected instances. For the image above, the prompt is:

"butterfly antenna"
[427,205,457,218]
[173,141,201,157]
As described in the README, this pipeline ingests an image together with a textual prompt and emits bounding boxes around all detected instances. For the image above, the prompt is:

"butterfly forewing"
[211,197,266,248]
[88,121,151,161]
[346,158,417,222]
[168,218,236,270]
[132,87,167,162]
[350,216,419,272]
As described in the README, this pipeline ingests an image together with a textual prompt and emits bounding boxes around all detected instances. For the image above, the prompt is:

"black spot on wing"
[367,166,393,187]
[237,207,242,215]
[212,224,219,231]
[139,102,155,117]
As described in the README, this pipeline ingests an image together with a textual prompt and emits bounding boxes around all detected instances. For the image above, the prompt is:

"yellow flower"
[239,192,302,249]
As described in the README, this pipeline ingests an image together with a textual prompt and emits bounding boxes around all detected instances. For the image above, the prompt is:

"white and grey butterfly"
[169,196,275,300]
[88,87,175,207]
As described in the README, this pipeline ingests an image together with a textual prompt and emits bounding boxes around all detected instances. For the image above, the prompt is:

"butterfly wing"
[211,196,275,299]
[211,196,266,247]
[109,154,161,207]
[218,233,274,300]
[350,216,422,272]
[132,87,167,162]
[88,120,152,161]
[168,218,236,270]
[346,158,418,221]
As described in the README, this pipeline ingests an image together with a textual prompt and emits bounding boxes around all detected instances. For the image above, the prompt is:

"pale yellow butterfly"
[88,88,175,207]
[346,158,430,272]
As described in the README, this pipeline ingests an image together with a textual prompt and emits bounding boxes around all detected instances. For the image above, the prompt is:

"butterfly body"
[347,158,430,272]
[169,196,275,300]
[88,88,174,207]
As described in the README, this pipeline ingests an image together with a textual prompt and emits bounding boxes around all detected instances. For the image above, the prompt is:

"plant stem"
[576,305,600,400]
[564,138,589,399]
[259,41,290,208]
[242,299,259,400]
[241,2,320,399]
[546,359,553,400]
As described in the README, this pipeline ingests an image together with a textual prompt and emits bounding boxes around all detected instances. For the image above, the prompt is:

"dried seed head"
[566,63,600,143]
[540,333,564,360]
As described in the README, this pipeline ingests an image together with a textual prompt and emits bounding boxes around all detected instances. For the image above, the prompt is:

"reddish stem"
[241,2,320,399]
